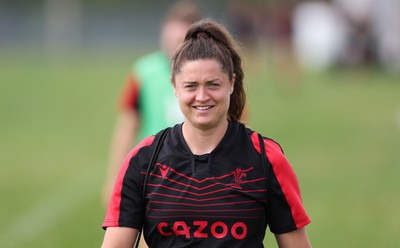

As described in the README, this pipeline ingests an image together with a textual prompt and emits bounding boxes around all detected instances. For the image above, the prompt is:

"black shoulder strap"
[135,127,171,248]
[258,133,270,201]
[142,127,171,199]
[258,133,273,226]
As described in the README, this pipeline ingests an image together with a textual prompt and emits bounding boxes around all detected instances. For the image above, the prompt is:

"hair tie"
[196,31,210,39]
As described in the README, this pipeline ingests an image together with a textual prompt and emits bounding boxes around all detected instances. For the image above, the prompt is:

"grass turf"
[0,48,399,247]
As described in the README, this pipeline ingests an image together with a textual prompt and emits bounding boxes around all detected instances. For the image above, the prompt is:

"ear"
[230,74,236,94]
[171,77,177,96]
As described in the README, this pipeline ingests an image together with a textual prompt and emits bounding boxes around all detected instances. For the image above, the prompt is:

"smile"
[194,106,212,110]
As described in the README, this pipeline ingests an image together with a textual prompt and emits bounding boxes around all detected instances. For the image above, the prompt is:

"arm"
[103,73,141,206]
[102,227,139,248]
[102,110,140,206]
[275,228,312,248]
[102,74,148,248]
[102,125,151,248]
[253,136,311,247]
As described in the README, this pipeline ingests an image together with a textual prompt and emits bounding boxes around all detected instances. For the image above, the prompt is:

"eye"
[184,83,197,91]
[208,82,221,89]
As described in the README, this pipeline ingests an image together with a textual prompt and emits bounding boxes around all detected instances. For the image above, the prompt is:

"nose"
[195,85,209,101]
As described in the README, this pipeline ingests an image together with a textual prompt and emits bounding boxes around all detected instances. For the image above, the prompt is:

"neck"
[182,120,229,155]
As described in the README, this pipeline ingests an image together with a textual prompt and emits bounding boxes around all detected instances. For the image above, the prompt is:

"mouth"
[193,106,213,111]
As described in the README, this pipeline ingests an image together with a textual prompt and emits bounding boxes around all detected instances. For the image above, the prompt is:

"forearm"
[275,227,312,248]
[102,227,138,248]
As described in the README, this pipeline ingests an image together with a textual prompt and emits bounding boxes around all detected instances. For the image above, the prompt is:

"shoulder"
[124,131,169,171]
[133,127,172,153]
[125,135,156,162]
[131,127,171,153]
[131,51,169,83]
[246,129,292,171]
[247,129,284,156]
[133,51,168,70]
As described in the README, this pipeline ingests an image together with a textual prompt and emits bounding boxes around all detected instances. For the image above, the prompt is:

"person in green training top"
[103,2,201,248]
[103,1,202,205]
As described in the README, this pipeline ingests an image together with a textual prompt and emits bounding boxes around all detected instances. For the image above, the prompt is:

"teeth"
[196,106,211,110]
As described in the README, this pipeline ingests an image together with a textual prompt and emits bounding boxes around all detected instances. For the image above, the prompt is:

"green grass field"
[1,47,399,247]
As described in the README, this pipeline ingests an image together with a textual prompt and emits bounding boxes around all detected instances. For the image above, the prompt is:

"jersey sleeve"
[251,132,311,234]
[117,73,141,112]
[102,136,155,230]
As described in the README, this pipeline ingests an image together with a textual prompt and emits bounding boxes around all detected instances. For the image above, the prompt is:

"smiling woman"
[173,59,234,141]
[101,19,312,248]
[171,20,246,124]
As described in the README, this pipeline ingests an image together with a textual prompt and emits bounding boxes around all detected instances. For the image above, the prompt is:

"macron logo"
[156,163,170,179]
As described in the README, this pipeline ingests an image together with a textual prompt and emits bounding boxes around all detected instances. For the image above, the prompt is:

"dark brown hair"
[171,19,246,122]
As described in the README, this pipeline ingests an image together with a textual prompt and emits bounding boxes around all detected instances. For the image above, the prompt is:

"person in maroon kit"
[102,19,312,248]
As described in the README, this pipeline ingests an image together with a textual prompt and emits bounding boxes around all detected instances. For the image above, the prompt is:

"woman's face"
[173,59,235,130]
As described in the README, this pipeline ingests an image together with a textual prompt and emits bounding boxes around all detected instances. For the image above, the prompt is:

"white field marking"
[0,167,100,248]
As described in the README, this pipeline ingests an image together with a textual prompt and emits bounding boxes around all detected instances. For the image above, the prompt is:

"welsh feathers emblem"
[232,168,247,189]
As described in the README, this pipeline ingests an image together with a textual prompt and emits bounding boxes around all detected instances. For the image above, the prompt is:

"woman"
[102,19,312,248]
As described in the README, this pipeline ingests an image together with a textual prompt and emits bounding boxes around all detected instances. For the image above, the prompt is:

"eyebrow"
[182,78,220,84]
[182,81,198,85]
[206,79,220,83]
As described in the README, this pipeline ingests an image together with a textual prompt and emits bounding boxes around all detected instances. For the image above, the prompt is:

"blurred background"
[1,0,399,247]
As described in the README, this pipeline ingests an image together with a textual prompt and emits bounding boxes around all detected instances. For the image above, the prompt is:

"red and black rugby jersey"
[103,121,311,247]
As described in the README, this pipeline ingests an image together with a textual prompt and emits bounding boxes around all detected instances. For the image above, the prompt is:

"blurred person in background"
[327,0,400,72]
[333,0,376,67]
[292,0,347,71]
[369,0,400,72]
[224,0,256,48]
[102,2,201,247]
[292,0,400,72]
[101,18,311,248]
[255,1,294,61]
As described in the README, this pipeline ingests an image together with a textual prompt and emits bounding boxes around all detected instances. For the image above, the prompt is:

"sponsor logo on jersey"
[157,220,247,240]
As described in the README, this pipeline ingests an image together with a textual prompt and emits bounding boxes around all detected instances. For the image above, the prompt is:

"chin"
[194,122,213,129]
[185,118,212,130]
[192,118,226,131]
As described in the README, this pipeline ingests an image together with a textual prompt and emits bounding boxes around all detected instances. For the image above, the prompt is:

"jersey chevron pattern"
[103,122,311,247]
